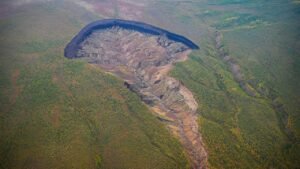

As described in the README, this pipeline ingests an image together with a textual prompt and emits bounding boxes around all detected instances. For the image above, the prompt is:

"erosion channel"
[65,19,207,169]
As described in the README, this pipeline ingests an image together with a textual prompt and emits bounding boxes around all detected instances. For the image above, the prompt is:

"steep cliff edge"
[65,21,207,169]
[64,19,199,59]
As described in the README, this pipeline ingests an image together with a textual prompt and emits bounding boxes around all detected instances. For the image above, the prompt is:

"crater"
[64,19,207,169]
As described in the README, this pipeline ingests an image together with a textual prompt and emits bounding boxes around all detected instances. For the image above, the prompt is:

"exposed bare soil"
[76,27,208,169]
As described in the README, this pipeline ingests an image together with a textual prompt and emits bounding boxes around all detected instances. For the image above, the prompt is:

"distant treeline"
[64,19,199,58]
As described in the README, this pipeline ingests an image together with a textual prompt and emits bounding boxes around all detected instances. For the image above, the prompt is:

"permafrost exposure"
[65,19,199,58]
[65,19,207,169]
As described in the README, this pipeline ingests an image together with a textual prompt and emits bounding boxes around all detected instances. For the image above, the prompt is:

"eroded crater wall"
[64,19,199,59]
[64,21,207,169]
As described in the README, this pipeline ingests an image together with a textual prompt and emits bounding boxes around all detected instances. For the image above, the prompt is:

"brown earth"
[75,27,208,169]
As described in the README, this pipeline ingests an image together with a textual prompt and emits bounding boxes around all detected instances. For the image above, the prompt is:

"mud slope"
[65,20,207,169]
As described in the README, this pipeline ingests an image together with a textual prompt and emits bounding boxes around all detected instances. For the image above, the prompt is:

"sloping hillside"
[0,0,299,169]
[0,1,190,169]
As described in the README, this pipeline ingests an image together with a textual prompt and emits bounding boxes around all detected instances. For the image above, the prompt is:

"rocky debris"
[157,35,172,47]
[75,27,207,169]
